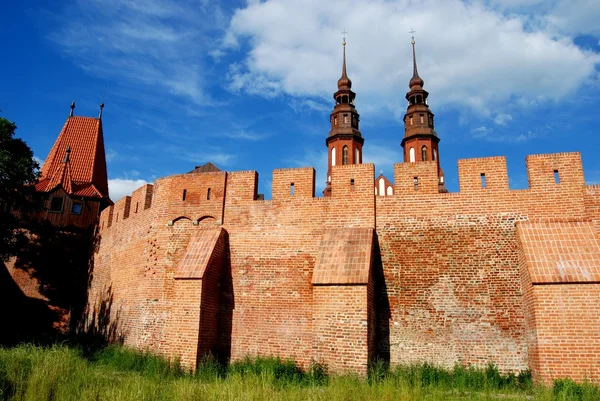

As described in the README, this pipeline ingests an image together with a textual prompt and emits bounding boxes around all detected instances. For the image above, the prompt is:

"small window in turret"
[410,116,413,125]
[344,114,348,123]
[334,116,337,125]
[420,114,424,123]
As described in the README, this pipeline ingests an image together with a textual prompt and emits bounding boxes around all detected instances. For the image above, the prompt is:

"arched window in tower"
[433,149,437,161]
[331,148,336,166]
[334,116,337,125]
[410,115,413,125]
[420,114,424,123]
[387,186,393,196]
[342,146,348,165]
[379,178,385,197]
[421,146,428,161]
[355,148,359,164]
[343,114,348,124]
[409,147,415,163]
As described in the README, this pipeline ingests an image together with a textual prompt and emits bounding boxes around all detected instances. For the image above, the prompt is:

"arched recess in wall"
[196,215,217,224]
[332,148,336,166]
[342,146,348,165]
[409,147,415,163]
[421,146,428,161]
[172,216,192,225]
[355,148,359,164]
[387,186,393,196]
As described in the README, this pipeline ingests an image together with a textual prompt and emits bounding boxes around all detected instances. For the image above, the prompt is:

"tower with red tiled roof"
[34,102,111,228]
[401,33,445,190]
[324,34,364,196]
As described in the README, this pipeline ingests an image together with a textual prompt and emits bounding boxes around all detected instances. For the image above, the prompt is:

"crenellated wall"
[89,151,600,382]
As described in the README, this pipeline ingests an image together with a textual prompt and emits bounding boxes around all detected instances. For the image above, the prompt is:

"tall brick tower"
[401,33,445,188]
[324,35,364,196]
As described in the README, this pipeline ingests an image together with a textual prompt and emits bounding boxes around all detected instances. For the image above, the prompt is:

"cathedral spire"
[324,32,364,196]
[401,31,446,191]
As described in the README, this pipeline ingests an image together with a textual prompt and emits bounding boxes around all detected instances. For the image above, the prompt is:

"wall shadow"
[0,260,57,345]
[373,232,391,364]
[216,232,234,365]
[2,222,101,345]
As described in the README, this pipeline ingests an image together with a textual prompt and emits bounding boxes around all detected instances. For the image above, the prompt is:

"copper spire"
[337,30,352,90]
[409,30,424,89]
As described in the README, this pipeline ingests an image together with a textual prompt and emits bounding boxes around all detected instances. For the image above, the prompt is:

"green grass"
[0,344,599,400]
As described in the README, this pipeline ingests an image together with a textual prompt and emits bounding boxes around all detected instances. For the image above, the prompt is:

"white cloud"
[223,0,600,121]
[33,156,44,170]
[48,0,227,105]
[492,0,600,36]
[109,178,149,202]
[493,112,513,126]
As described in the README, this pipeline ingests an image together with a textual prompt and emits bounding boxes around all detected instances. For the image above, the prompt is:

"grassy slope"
[0,345,598,401]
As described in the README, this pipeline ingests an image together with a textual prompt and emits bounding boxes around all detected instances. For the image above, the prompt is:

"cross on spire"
[342,29,347,45]
[409,28,416,44]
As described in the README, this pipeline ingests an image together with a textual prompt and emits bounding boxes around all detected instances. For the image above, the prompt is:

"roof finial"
[337,29,352,89]
[63,146,71,163]
[409,29,424,88]
[70,101,75,117]
[99,103,104,120]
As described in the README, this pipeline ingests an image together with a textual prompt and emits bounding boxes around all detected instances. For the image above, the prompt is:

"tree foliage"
[0,117,40,260]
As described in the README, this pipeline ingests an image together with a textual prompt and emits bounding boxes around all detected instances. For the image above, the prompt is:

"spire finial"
[337,29,352,90]
[70,101,75,117]
[63,146,71,163]
[99,103,104,119]
[408,29,424,88]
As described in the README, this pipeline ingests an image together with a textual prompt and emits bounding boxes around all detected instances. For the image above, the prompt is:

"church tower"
[401,34,445,188]
[324,35,364,196]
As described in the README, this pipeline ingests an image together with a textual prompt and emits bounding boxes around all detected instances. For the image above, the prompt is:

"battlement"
[99,152,588,232]
[272,167,315,199]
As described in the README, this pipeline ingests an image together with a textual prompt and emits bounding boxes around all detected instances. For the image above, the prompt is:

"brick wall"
[87,152,600,383]
[517,220,600,383]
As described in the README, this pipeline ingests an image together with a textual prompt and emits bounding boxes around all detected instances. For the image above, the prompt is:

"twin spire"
[335,30,424,91]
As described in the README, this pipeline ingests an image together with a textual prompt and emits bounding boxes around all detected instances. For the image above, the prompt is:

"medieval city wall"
[90,152,600,381]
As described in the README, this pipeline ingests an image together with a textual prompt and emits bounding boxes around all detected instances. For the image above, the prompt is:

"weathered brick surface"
[87,152,600,383]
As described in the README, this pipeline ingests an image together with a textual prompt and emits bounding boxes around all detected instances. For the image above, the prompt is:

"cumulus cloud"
[109,178,149,202]
[223,0,600,120]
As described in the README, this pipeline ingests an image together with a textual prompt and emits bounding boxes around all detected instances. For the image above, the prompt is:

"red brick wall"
[530,285,600,383]
[312,286,371,374]
[87,152,600,383]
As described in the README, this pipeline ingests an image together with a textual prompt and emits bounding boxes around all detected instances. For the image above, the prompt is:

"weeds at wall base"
[1,344,599,400]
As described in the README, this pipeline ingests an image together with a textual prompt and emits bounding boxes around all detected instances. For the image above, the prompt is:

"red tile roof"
[38,116,109,199]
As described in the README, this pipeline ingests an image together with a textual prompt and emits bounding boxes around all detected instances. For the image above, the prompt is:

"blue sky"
[1,0,600,201]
